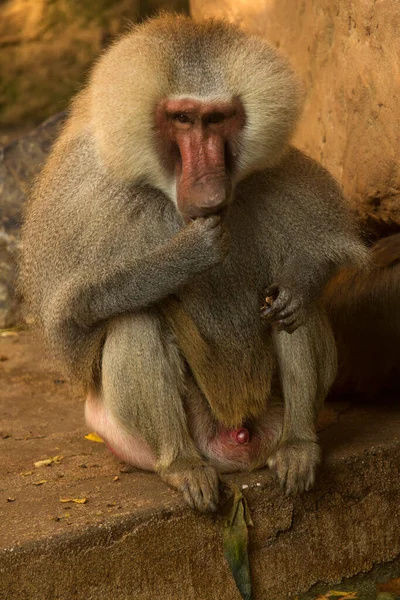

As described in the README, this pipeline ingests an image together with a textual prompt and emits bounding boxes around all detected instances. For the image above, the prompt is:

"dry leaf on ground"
[328,593,358,598]
[34,455,63,468]
[315,593,358,600]
[84,432,104,443]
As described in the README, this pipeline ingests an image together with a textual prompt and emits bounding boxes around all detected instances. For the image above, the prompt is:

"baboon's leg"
[268,309,337,494]
[85,311,219,512]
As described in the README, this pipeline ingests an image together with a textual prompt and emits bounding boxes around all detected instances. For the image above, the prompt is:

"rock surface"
[191,0,400,237]
[0,0,189,131]
[0,113,66,327]
[1,331,400,599]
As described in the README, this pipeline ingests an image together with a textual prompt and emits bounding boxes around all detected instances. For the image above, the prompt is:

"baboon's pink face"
[156,98,245,222]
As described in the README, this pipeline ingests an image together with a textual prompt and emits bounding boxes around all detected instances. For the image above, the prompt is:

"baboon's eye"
[173,113,192,124]
[206,113,225,125]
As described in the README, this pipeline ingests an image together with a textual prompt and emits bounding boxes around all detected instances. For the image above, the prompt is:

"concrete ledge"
[1,332,399,599]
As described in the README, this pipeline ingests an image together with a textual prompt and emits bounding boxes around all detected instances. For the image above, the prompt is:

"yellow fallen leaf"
[34,459,53,467]
[113,476,120,482]
[21,471,33,477]
[60,498,88,504]
[0,330,18,338]
[327,593,358,599]
[85,432,104,443]
[34,455,63,468]
[33,480,47,486]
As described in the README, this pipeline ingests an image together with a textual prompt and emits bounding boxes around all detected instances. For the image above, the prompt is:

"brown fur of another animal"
[324,233,400,397]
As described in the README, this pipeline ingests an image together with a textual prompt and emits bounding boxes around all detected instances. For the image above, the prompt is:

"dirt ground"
[1,329,400,600]
[0,330,186,550]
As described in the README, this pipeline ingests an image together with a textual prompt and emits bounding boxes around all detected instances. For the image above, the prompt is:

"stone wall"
[0,113,66,327]
[191,0,400,237]
[0,0,188,131]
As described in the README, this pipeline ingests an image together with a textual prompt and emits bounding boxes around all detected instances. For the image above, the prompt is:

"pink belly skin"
[85,391,156,471]
[85,391,276,473]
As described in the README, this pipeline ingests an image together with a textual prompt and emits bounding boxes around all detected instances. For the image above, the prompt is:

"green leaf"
[223,484,253,600]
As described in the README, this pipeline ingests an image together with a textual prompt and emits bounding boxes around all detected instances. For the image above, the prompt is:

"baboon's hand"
[160,459,220,513]
[260,283,307,333]
[178,215,229,271]
[267,439,321,495]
